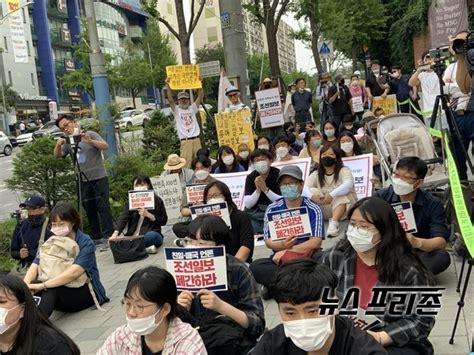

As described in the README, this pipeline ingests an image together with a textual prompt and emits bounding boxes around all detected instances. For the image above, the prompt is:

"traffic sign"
[198,60,221,78]
[318,40,333,58]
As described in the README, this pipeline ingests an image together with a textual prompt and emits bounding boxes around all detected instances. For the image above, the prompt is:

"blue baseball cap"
[20,195,46,208]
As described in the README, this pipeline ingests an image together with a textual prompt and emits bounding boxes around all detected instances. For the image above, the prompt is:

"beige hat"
[164,154,186,170]
[262,78,272,83]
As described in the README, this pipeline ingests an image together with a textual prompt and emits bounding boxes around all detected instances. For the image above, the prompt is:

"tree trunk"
[132,93,136,108]
[175,0,191,64]
[309,18,323,74]
[351,46,358,72]
[180,39,191,64]
[265,23,281,81]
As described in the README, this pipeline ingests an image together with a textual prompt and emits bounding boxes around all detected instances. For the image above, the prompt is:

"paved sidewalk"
[54,225,473,355]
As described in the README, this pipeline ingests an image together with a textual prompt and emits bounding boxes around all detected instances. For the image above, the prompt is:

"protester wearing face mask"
[374,157,450,275]
[214,145,245,174]
[339,114,361,135]
[0,275,80,354]
[299,129,322,167]
[252,259,387,355]
[98,266,206,354]
[388,65,413,113]
[328,74,353,129]
[244,149,281,234]
[322,120,339,148]
[316,72,334,124]
[307,145,357,238]
[273,136,296,162]
[110,175,168,254]
[322,197,435,353]
[366,60,390,105]
[177,215,265,353]
[237,143,252,170]
[349,74,366,122]
[10,196,53,268]
[338,132,363,158]
[23,202,108,317]
[250,166,324,299]
[374,107,385,119]
[256,135,276,160]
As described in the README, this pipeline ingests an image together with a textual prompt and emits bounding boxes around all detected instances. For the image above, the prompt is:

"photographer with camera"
[54,115,114,250]
[10,196,52,270]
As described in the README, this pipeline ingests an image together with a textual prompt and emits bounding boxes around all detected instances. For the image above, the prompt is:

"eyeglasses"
[280,183,298,189]
[228,93,238,98]
[348,223,378,236]
[392,172,419,183]
[121,299,157,314]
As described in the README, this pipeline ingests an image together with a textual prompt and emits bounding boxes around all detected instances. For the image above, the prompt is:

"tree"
[282,70,316,92]
[140,0,205,64]
[247,53,271,95]
[1,85,20,111]
[195,43,225,107]
[244,0,294,81]
[6,138,75,209]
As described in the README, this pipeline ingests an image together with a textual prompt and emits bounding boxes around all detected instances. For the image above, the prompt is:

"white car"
[115,109,149,130]
[16,132,34,145]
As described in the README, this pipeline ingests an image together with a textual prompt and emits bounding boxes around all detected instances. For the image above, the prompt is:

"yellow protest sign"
[215,109,255,153]
[372,94,398,115]
[166,64,202,90]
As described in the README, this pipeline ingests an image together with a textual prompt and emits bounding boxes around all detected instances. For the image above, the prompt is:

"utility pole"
[83,0,117,159]
[0,49,8,133]
[218,0,250,106]
[147,43,158,110]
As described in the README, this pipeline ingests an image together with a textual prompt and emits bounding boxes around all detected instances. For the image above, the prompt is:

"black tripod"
[70,139,88,230]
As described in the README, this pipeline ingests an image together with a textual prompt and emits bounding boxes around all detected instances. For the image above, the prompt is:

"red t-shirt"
[354,255,379,309]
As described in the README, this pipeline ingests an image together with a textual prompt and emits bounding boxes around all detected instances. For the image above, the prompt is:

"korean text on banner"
[372,94,397,115]
[8,0,28,63]
[190,202,232,228]
[392,202,418,234]
[267,207,312,241]
[166,64,202,90]
[211,171,250,210]
[272,157,312,181]
[351,96,364,113]
[165,246,228,292]
[215,109,255,153]
[342,154,373,200]
[186,184,207,206]
[128,190,155,210]
[150,174,182,220]
[255,88,285,128]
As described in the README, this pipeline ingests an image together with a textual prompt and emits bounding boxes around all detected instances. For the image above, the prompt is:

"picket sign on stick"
[166,64,202,90]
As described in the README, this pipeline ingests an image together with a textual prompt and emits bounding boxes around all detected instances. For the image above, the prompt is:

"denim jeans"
[143,231,163,248]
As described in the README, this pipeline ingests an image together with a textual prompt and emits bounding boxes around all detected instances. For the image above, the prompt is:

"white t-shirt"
[443,62,470,111]
[418,71,441,117]
[225,102,249,112]
[173,103,200,140]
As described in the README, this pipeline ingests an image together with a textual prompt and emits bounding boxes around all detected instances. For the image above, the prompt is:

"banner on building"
[342,154,373,200]
[267,207,312,241]
[150,174,182,220]
[372,95,397,115]
[215,109,255,153]
[165,246,228,292]
[211,171,250,211]
[166,64,202,90]
[255,88,285,128]
[128,190,155,210]
[8,0,28,63]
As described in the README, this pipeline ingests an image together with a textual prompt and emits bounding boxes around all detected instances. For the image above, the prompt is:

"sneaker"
[326,219,339,238]
[259,284,271,300]
[99,239,109,252]
[146,245,158,254]
[173,238,185,247]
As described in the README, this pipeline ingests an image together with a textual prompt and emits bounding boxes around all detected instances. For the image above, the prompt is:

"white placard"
[267,207,312,241]
[150,174,182,220]
[211,171,250,211]
[185,184,206,206]
[128,190,155,210]
[392,201,418,234]
[255,87,285,128]
[351,96,364,113]
[342,154,373,200]
[190,202,232,228]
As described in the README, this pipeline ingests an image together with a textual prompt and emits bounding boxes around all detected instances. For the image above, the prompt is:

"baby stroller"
[371,113,449,191]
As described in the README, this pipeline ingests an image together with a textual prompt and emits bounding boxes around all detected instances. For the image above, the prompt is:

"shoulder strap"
[133,216,145,237]
[39,217,49,247]
[87,279,106,312]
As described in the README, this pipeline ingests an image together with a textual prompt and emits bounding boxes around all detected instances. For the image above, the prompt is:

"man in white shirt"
[166,78,204,168]
[224,85,249,112]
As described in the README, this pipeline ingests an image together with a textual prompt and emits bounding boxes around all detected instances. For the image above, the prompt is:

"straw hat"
[164,154,186,170]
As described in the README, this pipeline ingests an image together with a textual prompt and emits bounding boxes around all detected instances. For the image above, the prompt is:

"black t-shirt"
[365,75,385,97]
[251,316,387,355]
[141,337,163,355]
[229,209,255,262]
[244,167,281,208]
[3,325,74,354]
[328,85,352,115]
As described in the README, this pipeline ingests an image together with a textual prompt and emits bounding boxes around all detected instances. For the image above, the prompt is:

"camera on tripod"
[65,134,81,146]
[428,46,451,62]
[452,31,474,73]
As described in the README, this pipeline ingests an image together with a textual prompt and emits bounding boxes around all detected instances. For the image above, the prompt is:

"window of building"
[3,37,7,52]
[8,71,12,85]
[207,26,218,42]
[30,73,35,86]
[205,7,215,18]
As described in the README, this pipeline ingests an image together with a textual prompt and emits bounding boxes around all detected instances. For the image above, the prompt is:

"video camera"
[65,134,81,146]
[10,209,27,221]
[452,31,474,74]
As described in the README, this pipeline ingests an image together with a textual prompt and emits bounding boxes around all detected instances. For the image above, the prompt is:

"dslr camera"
[65,134,81,146]
[452,31,474,73]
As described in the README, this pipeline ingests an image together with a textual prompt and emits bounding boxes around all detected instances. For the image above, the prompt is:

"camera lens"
[452,38,465,54]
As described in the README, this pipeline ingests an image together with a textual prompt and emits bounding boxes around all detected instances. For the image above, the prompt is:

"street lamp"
[0,1,34,132]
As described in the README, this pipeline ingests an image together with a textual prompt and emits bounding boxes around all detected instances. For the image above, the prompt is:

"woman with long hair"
[256,135,276,160]
[214,145,245,174]
[322,120,339,147]
[338,131,363,157]
[0,275,79,354]
[98,266,206,354]
[306,144,357,237]
[298,129,322,165]
[322,197,435,354]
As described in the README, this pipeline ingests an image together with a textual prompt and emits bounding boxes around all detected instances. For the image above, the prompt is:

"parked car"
[8,135,18,147]
[16,132,34,146]
[32,121,64,140]
[115,109,149,130]
[0,131,13,156]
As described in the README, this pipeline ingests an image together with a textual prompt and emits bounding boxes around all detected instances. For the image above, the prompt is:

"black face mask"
[321,156,337,167]
[339,79,345,85]
[28,214,45,227]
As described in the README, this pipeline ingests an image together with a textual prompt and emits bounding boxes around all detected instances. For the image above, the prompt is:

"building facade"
[276,20,297,73]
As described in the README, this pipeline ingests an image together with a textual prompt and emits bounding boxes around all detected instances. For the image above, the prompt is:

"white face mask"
[276,147,289,158]
[238,151,249,160]
[340,142,354,154]
[324,129,335,138]
[126,308,163,336]
[254,160,269,174]
[222,155,234,166]
[207,197,225,204]
[283,316,333,352]
[134,185,149,191]
[195,170,210,181]
[258,144,270,151]
[346,224,380,253]
[392,176,416,196]
[0,305,21,335]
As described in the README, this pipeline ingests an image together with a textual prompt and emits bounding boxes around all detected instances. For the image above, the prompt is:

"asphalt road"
[0,148,24,221]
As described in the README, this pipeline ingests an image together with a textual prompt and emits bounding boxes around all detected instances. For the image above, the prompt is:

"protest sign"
[342,154,373,200]
[255,88,285,128]
[185,184,206,206]
[372,94,397,115]
[392,201,418,233]
[128,190,155,210]
[150,174,182,220]
[215,109,255,153]
[190,202,232,228]
[211,171,250,210]
[351,96,364,113]
[267,207,312,241]
[165,246,228,292]
[166,64,202,90]
[272,157,312,181]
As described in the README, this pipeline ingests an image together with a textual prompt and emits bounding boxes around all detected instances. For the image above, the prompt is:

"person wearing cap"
[165,77,204,169]
[291,78,313,130]
[249,165,324,299]
[225,85,249,112]
[161,154,194,194]
[349,74,366,122]
[10,196,53,267]
[54,115,114,249]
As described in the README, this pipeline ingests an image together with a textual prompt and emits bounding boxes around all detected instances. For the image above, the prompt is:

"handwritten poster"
[166,64,202,90]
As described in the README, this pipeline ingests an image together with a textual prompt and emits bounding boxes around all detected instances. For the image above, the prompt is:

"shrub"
[0,219,18,272]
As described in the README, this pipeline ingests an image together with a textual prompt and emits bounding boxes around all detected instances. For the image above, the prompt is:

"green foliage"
[6,138,75,209]
[195,43,225,108]
[247,53,271,95]
[282,71,317,92]
[1,85,20,111]
[0,220,17,272]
